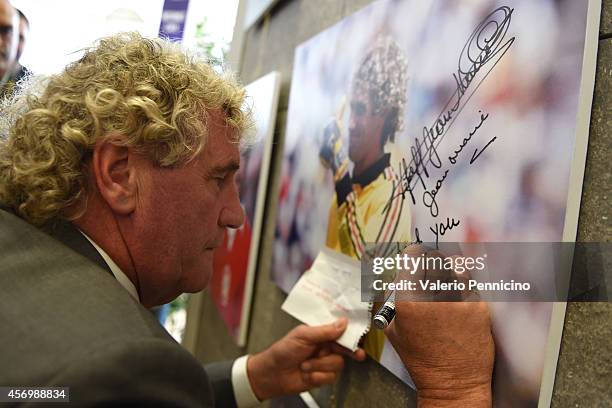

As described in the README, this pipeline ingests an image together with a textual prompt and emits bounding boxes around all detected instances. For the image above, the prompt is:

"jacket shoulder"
[0,211,175,385]
[50,337,214,406]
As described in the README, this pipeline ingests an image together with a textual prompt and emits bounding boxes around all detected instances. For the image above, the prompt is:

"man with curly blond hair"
[0,33,366,406]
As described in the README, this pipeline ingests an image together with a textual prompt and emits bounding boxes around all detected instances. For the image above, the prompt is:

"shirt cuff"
[231,355,261,407]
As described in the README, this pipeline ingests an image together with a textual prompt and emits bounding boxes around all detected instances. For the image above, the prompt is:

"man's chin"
[187,266,213,292]
[181,279,210,295]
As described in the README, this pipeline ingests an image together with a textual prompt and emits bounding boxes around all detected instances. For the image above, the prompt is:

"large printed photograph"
[273,0,597,405]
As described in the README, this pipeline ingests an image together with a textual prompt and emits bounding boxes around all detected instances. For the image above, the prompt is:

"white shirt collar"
[79,231,140,301]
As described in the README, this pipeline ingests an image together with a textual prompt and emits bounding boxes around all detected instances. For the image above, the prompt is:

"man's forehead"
[201,112,241,169]
[0,1,13,21]
[204,109,238,138]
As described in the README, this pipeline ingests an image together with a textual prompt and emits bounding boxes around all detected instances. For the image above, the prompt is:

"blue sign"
[158,0,190,41]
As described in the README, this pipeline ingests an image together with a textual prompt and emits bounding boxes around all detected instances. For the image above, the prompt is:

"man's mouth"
[205,240,224,251]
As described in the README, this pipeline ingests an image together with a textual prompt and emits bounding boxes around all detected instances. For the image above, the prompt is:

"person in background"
[8,8,29,83]
[0,0,17,95]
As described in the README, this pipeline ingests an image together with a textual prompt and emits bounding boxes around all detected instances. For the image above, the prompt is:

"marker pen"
[373,292,396,330]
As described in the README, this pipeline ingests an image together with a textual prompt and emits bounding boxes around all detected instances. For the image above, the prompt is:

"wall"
[194,1,611,406]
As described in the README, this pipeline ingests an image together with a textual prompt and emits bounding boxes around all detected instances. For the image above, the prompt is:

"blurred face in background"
[0,0,16,78]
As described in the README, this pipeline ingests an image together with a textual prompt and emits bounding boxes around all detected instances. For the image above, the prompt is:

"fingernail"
[301,362,311,371]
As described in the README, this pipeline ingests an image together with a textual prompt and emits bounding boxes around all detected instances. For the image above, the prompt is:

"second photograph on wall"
[210,71,281,346]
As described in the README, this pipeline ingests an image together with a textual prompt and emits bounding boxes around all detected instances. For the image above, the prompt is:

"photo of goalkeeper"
[320,36,413,361]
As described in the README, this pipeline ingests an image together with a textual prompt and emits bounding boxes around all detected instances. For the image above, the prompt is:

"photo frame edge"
[537,0,602,406]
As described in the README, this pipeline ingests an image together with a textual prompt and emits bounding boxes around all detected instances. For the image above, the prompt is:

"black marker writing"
[413,227,423,244]
[422,169,449,217]
[449,111,489,164]
[430,217,461,248]
[407,6,515,184]
[378,5,515,249]
[470,136,498,164]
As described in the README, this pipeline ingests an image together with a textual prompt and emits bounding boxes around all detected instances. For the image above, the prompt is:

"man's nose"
[219,188,245,229]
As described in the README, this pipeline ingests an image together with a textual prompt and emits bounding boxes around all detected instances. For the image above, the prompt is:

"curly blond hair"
[0,32,252,225]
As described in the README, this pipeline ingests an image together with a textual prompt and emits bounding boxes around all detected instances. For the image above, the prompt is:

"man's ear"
[91,138,139,215]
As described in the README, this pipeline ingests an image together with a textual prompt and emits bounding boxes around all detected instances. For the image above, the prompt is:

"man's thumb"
[297,318,348,343]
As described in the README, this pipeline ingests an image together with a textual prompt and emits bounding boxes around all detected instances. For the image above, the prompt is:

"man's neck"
[72,200,140,298]
[80,231,140,301]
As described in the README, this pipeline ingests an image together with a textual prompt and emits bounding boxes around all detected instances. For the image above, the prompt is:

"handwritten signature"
[449,111,489,164]
[430,217,461,248]
[383,6,515,217]
[380,6,515,249]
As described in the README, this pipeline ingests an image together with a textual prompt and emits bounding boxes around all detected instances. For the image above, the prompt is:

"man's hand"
[384,245,495,407]
[246,318,366,400]
[385,302,494,407]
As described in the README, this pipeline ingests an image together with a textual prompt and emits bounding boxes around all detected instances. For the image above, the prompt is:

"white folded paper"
[281,248,372,351]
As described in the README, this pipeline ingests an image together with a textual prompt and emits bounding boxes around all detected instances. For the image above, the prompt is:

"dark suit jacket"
[0,209,237,407]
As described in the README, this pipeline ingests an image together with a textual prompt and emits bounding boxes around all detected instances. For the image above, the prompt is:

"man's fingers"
[302,371,338,386]
[326,342,366,361]
[300,354,344,372]
[293,318,348,344]
[446,255,472,280]
[396,244,446,300]
[445,255,481,301]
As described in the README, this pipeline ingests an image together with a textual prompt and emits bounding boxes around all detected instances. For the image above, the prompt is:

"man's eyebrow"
[209,161,240,175]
